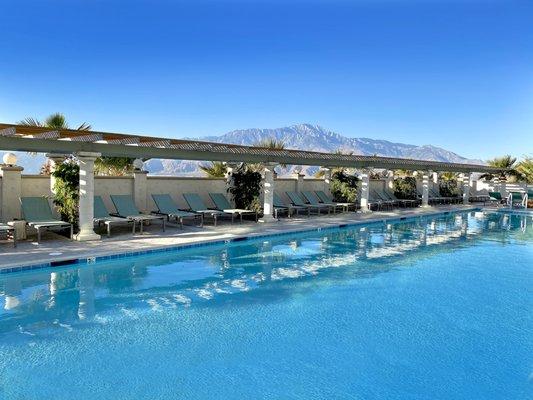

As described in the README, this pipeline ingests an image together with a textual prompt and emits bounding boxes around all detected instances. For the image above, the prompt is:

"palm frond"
[255,138,285,150]
[18,117,42,126]
[76,122,92,131]
[44,113,69,129]
[199,162,227,178]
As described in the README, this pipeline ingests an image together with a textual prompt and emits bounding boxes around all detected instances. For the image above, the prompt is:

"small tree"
[479,155,521,182]
[439,172,460,197]
[393,177,418,199]
[516,157,533,184]
[330,170,359,202]
[52,158,80,226]
[227,166,262,211]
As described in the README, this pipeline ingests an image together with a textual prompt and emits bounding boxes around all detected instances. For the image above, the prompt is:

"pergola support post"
[360,169,371,212]
[421,171,430,207]
[260,163,277,223]
[462,173,471,205]
[385,170,394,191]
[294,170,304,193]
[322,167,332,195]
[46,153,69,195]
[432,171,439,192]
[75,152,101,241]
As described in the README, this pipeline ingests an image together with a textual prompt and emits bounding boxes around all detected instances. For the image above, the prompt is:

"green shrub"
[393,177,418,199]
[52,160,80,226]
[439,179,460,197]
[330,171,359,202]
[228,167,263,212]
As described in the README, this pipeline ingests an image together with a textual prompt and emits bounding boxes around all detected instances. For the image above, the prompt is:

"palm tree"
[95,157,136,176]
[19,113,140,175]
[479,155,521,182]
[199,161,227,178]
[516,156,533,184]
[439,172,459,181]
[19,112,91,131]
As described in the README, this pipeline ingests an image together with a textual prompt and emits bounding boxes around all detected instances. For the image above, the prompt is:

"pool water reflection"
[0,211,532,399]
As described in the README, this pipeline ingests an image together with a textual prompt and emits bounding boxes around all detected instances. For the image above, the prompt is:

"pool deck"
[0,205,483,272]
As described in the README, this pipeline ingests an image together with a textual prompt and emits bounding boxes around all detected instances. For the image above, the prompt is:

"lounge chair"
[110,195,166,234]
[0,224,16,247]
[507,192,526,208]
[488,191,505,205]
[315,190,357,211]
[301,191,343,214]
[382,189,417,208]
[94,195,134,236]
[370,189,396,210]
[20,196,73,243]
[286,191,330,215]
[417,189,441,205]
[469,190,492,204]
[183,193,229,226]
[151,194,203,228]
[429,188,451,204]
[273,192,308,217]
[209,193,258,223]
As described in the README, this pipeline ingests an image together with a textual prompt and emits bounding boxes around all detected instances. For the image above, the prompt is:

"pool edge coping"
[2,206,519,275]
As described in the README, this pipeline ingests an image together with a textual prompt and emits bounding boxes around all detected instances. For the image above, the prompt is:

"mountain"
[147,124,483,176]
[3,124,483,175]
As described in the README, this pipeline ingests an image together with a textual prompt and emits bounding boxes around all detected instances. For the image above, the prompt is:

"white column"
[294,171,305,193]
[46,153,68,195]
[322,167,332,195]
[260,163,277,223]
[432,171,439,192]
[0,165,23,222]
[224,163,238,207]
[462,173,471,205]
[360,169,371,212]
[421,171,430,207]
[133,170,148,212]
[385,170,394,191]
[76,152,101,241]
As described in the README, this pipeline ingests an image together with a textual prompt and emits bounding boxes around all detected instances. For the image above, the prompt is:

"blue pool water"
[0,211,532,399]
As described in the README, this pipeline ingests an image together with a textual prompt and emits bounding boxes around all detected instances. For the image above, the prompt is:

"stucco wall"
[94,177,134,213]
[147,177,227,211]
[5,171,528,223]
[20,175,51,198]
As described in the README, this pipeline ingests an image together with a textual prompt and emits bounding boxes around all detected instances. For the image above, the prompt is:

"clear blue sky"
[1,0,531,160]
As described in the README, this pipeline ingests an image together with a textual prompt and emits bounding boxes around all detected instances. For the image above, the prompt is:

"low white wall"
[94,177,134,213]
[147,177,227,211]
[20,175,51,198]
[5,171,528,222]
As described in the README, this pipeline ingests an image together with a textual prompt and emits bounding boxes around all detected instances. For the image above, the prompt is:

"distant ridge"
[5,124,483,175]
[145,123,483,176]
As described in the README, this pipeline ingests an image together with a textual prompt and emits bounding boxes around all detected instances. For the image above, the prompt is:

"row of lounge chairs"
[368,188,419,211]
[8,190,356,242]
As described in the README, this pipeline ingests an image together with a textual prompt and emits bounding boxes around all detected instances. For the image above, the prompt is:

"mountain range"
[144,124,483,176]
[3,124,483,175]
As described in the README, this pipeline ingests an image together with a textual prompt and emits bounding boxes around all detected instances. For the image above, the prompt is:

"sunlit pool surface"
[1,211,532,399]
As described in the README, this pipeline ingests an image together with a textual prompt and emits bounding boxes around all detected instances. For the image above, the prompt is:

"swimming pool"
[1,211,531,399]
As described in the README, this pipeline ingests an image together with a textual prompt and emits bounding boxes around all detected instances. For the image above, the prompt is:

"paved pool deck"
[0,205,482,272]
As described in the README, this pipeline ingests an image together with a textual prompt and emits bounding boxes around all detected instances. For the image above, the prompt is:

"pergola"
[0,122,501,240]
